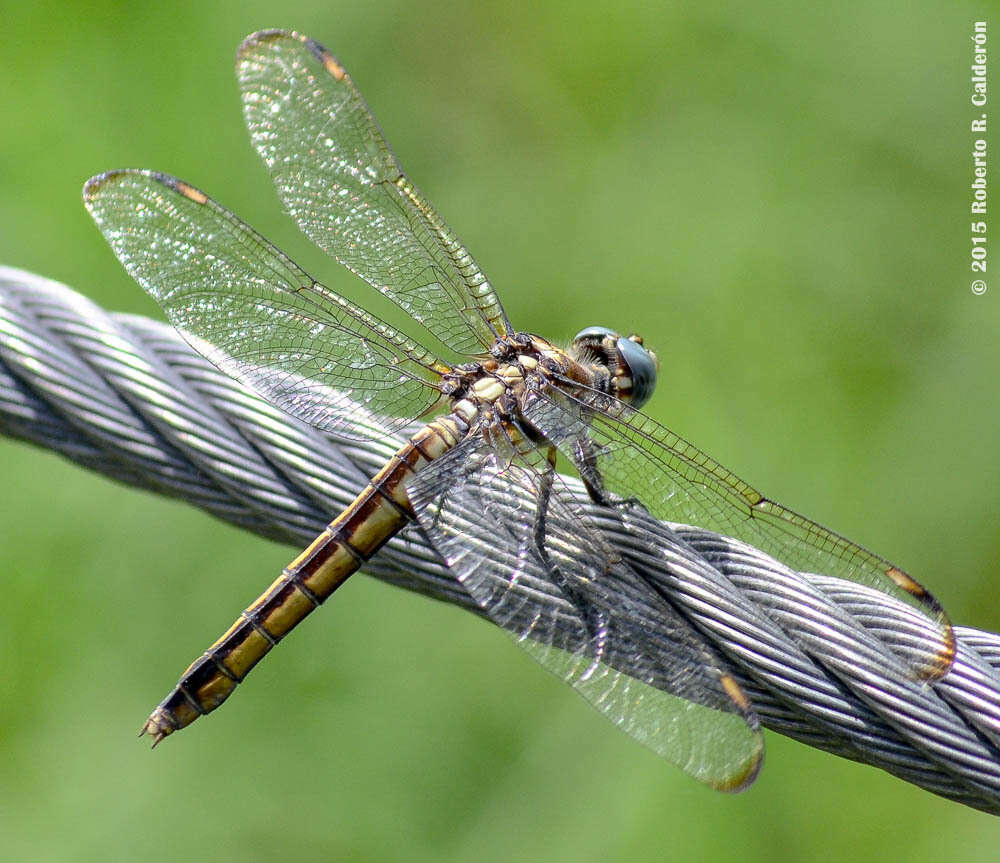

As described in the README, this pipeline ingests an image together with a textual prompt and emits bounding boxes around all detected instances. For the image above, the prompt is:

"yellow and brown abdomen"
[142,415,465,742]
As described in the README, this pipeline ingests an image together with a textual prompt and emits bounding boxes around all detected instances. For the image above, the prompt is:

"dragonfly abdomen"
[141,414,467,744]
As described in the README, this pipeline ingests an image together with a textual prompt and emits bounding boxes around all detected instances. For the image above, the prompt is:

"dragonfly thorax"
[440,327,658,435]
[441,332,571,429]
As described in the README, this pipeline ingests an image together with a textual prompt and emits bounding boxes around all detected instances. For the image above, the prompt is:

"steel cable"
[2,264,999,814]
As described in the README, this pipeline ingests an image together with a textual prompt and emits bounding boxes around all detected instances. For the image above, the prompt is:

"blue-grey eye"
[617,334,658,409]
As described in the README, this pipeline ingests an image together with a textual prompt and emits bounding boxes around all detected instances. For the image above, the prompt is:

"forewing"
[83,170,445,437]
[237,30,511,358]
[524,386,955,679]
[408,436,763,791]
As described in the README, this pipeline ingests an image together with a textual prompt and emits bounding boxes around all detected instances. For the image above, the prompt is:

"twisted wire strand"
[2,264,999,814]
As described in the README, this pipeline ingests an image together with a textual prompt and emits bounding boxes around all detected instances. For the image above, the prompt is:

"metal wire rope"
[2,264,999,814]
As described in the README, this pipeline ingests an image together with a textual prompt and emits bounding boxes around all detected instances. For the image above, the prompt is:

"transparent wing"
[524,385,956,678]
[408,435,764,792]
[237,30,511,358]
[83,169,446,437]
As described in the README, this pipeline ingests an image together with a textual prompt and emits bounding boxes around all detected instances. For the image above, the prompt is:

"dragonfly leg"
[531,446,608,674]
[574,435,645,512]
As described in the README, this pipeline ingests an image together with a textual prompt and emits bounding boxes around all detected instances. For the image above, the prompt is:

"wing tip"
[83,169,146,211]
[884,565,956,679]
[82,169,207,208]
[710,745,765,793]
[238,28,296,57]
[237,29,346,82]
[708,672,764,793]
[82,170,123,204]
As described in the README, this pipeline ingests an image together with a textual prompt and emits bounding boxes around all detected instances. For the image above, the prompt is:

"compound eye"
[616,335,658,409]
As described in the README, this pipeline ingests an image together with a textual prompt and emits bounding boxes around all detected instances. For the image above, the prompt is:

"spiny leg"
[574,434,644,511]
[574,434,610,505]
[530,446,608,673]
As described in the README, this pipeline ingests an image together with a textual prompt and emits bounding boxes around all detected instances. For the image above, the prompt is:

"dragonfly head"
[572,326,659,410]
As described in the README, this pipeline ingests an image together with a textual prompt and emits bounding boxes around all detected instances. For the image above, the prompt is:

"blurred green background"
[2,0,998,859]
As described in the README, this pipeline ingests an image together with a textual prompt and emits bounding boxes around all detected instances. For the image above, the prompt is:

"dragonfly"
[83,29,955,792]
